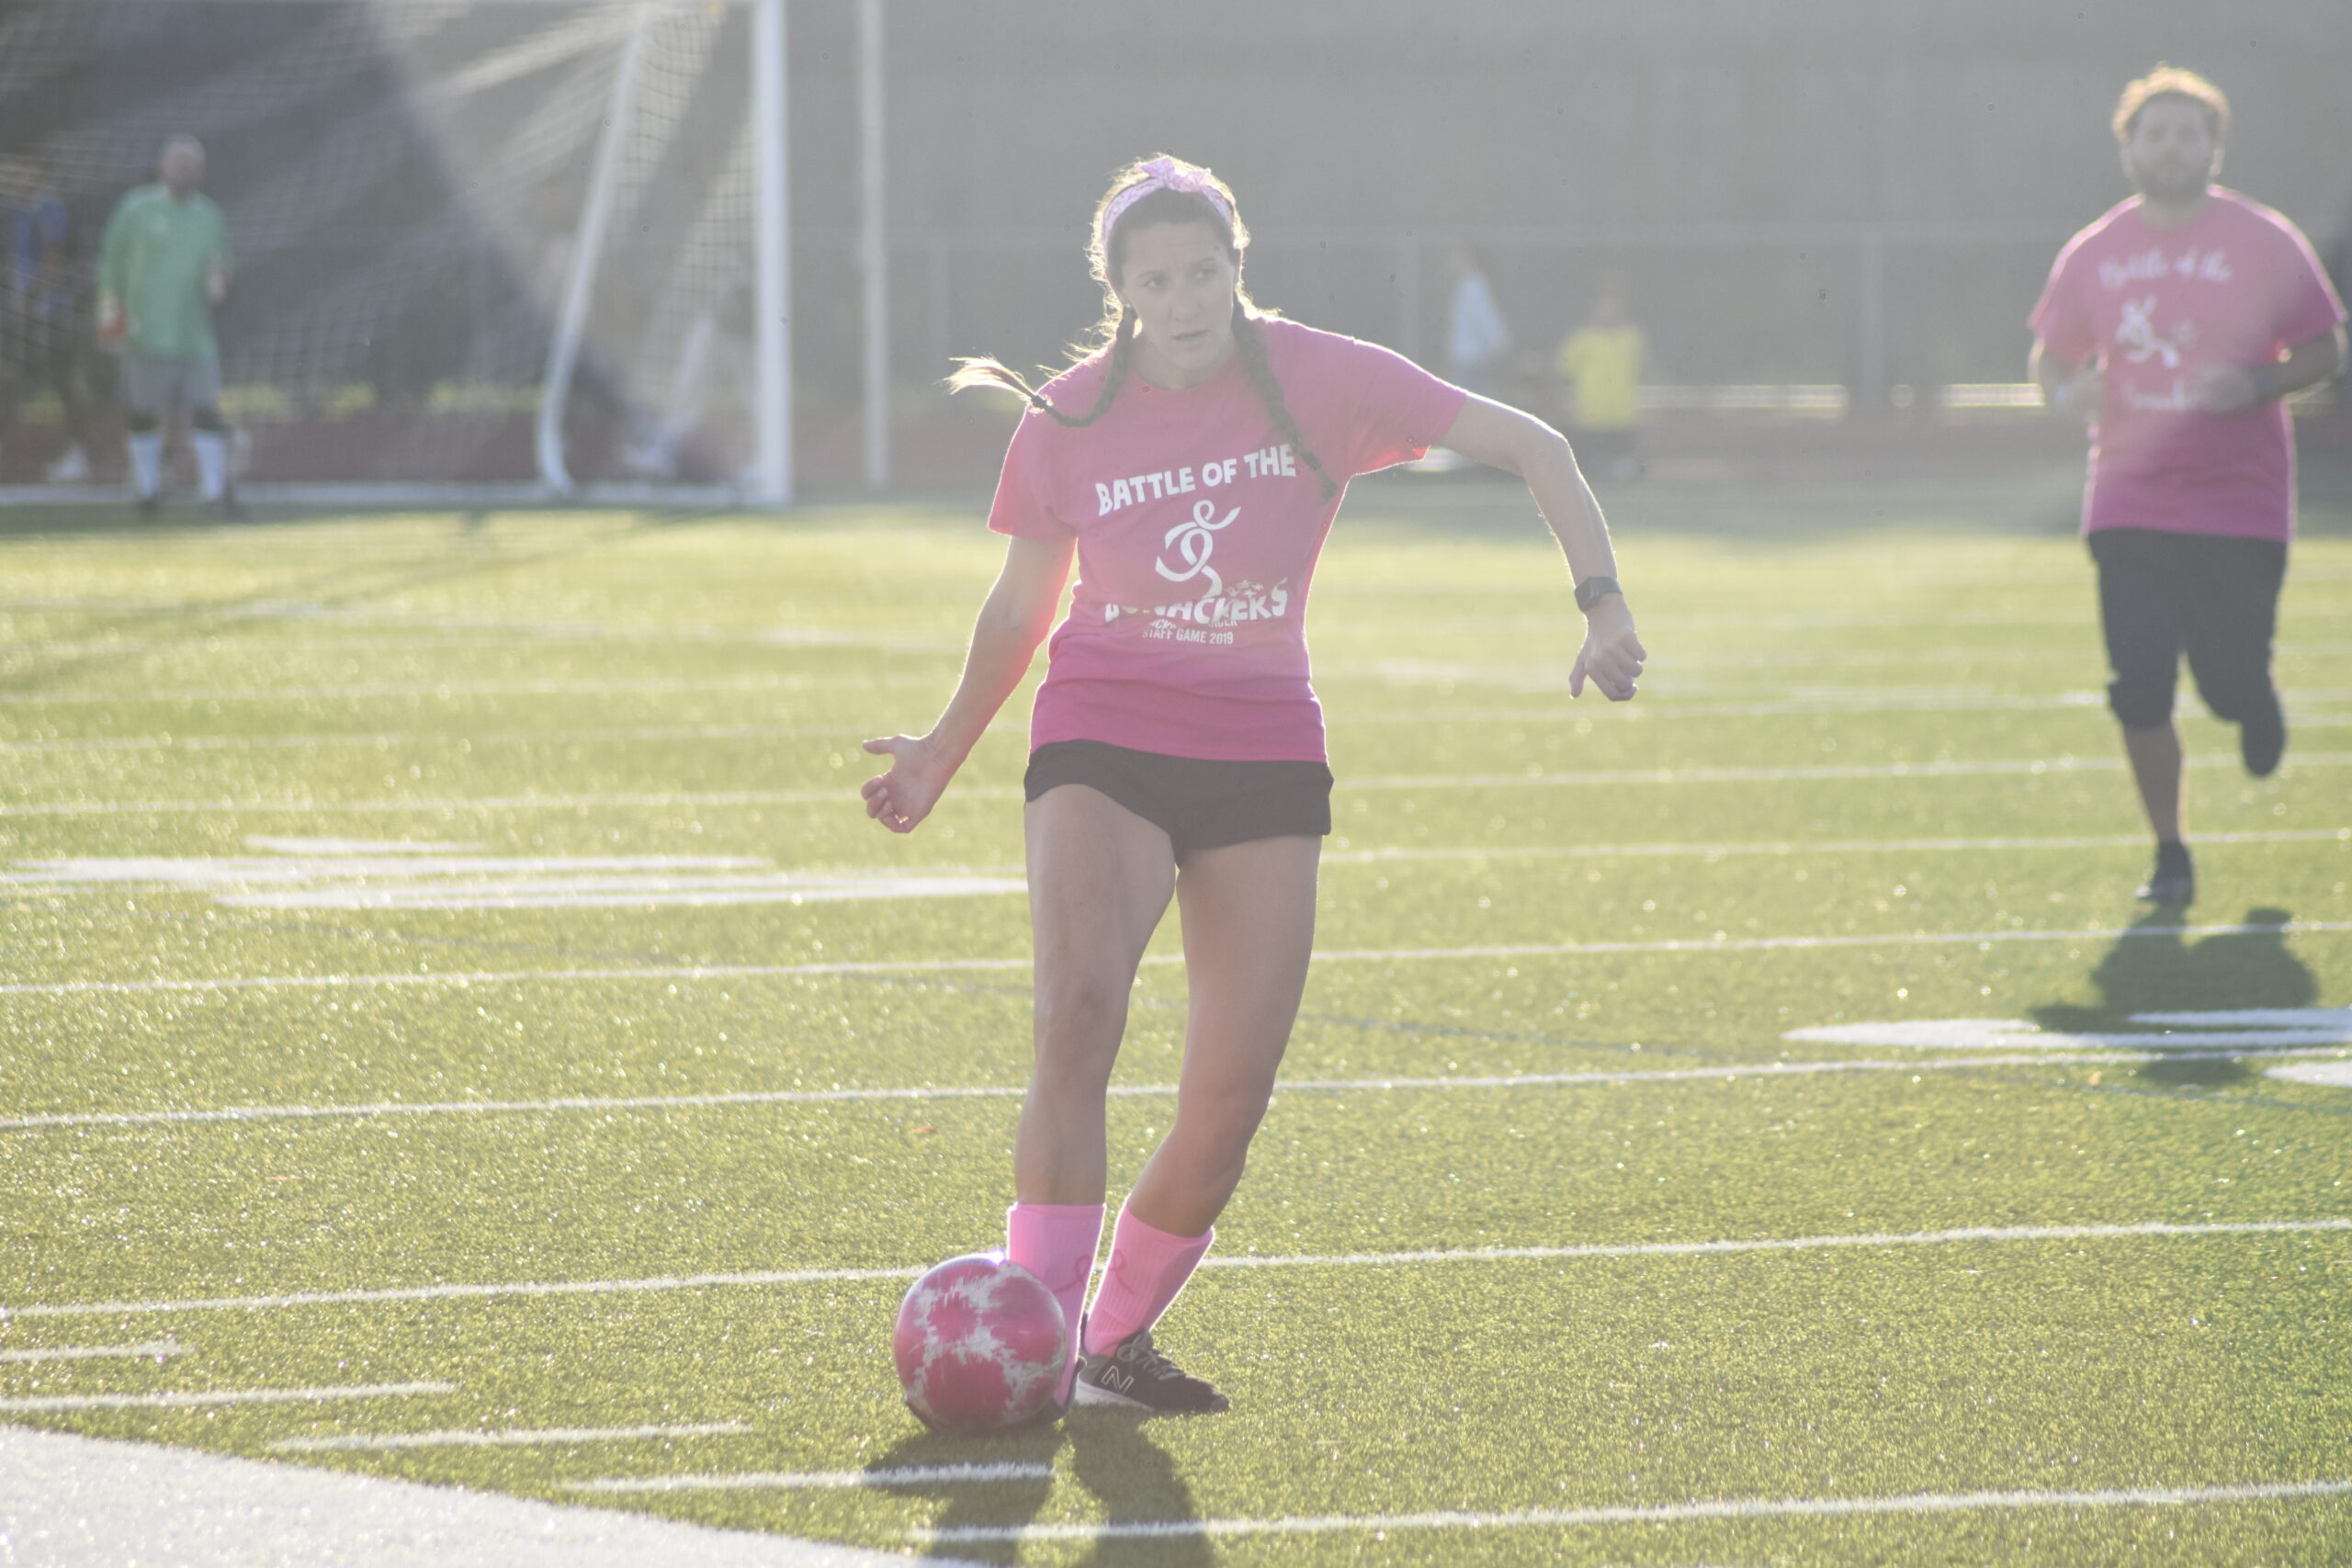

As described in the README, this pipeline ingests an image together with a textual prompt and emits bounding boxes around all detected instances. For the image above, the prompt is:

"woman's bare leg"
[1015,785,1176,1203]
[1125,834,1320,1236]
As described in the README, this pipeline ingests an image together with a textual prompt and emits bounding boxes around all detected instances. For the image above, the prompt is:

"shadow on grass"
[2029,906,2314,1086]
[872,1406,1207,1566]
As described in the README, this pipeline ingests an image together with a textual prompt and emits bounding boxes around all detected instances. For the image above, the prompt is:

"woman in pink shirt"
[863,156,1645,1417]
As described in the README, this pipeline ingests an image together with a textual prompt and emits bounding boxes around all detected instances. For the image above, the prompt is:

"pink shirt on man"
[2030,187,2346,541]
[989,317,1467,762]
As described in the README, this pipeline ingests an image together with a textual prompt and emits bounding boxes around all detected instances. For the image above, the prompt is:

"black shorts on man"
[2090,526,2286,739]
[1023,739,1332,862]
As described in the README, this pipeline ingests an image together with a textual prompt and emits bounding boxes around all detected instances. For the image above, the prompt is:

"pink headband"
[1099,157,1234,251]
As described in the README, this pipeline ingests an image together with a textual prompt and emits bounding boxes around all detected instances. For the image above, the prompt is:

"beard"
[2131,161,2211,204]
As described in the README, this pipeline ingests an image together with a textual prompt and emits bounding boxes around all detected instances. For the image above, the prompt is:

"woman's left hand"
[1570,596,1645,701]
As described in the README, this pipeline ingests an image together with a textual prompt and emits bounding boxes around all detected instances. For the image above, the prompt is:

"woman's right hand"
[860,734,956,833]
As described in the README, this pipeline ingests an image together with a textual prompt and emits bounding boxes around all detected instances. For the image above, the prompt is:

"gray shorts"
[121,352,221,419]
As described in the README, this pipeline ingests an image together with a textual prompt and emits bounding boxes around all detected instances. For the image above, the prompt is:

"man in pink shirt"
[2030,65,2346,906]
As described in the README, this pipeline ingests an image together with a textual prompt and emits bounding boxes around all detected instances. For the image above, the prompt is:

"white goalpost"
[0,0,796,508]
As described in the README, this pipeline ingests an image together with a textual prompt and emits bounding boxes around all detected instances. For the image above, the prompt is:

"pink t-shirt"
[988,317,1467,762]
[2030,187,2346,540]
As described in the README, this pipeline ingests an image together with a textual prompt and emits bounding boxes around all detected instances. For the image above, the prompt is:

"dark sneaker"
[2240,694,2286,779]
[2135,842,2195,906]
[135,492,159,519]
[1073,1326,1228,1415]
[208,491,246,522]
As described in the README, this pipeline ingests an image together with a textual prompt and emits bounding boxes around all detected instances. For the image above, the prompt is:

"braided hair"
[948,158,1338,499]
[1231,304,1338,502]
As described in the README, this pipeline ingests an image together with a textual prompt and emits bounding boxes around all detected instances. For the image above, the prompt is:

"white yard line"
[8,917,2350,1000]
[270,1422,750,1452]
[0,787,1023,818]
[915,1476,2352,1545]
[6,1044,2346,1135]
[2268,1061,2352,1089]
[0,1382,454,1413]
[566,1462,1052,1495]
[0,1424,934,1567]
[1335,751,2352,791]
[9,752,2347,817]
[0,1339,183,1364]
[0,671,938,706]
[0,721,944,755]
[1322,827,2351,865]
[9,1218,2346,1321]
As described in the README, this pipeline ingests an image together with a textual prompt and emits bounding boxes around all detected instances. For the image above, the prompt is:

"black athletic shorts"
[2090,526,2286,729]
[1023,739,1333,862]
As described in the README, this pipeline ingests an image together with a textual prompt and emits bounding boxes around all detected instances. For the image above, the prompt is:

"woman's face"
[1114,220,1239,388]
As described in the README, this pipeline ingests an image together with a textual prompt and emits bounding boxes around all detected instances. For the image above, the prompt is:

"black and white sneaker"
[1073,1325,1228,1415]
[2135,841,2195,906]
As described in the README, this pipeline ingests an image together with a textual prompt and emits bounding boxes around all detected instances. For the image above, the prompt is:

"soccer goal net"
[2,0,789,502]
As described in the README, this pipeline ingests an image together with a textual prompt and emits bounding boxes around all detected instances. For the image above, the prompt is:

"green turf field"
[3,470,2350,1565]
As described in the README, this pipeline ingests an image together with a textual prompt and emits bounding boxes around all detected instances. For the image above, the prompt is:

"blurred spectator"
[1444,247,1510,397]
[1555,280,1645,480]
[1,153,96,482]
[97,134,238,516]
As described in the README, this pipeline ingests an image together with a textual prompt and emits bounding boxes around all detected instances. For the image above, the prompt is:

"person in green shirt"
[1555,282,1645,481]
[96,134,237,517]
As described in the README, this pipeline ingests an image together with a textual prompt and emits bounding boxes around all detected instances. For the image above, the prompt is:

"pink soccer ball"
[893,1251,1069,1434]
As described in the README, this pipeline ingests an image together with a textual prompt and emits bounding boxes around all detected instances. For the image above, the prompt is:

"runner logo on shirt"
[1155,499,1238,598]
[2116,295,2195,368]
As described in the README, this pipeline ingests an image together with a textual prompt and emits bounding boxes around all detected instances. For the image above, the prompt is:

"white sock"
[128,432,164,499]
[193,431,227,502]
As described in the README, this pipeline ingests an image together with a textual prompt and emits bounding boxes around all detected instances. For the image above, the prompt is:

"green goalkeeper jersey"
[97,185,232,360]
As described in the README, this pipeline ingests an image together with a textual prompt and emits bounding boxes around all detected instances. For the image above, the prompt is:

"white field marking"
[913,1476,2352,1545]
[1323,827,2352,866]
[0,786,1019,818]
[0,1424,927,1568]
[1342,704,2352,731]
[0,840,1023,911]
[54,602,963,653]
[9,1044,2350,1137]
[10,1218,2350,1322]
[0,671,941,706]
[244,836,479,855]
[564,1462,1052,1495]
[5,828,2335,910]
[269,1422,750,1453]
[1337,695,2108,724]
[1787,1010,2352,1054]
[1356,657,2352,704]
[9,917,2352,1000]
[13,753,2352,818]
[2268,1062,2352,1089]
[1335,751,2352,791]
[0,1339,183,1364]
[0,718,995,755]
[0,1382,455,1413]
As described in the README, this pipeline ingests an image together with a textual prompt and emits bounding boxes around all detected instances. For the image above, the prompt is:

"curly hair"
[2112,64,2229,144]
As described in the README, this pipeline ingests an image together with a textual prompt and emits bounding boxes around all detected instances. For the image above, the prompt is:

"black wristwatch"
[1574,575,1623,615]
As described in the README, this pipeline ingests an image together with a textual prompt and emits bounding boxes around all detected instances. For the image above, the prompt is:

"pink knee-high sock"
[1081,1203,1214,1356]
[1005,1201,1102,1399]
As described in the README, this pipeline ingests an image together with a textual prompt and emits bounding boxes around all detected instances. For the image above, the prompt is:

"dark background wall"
[6,0,2347,413]
[788,0,2352,402]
